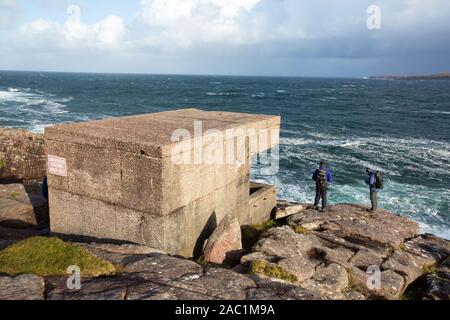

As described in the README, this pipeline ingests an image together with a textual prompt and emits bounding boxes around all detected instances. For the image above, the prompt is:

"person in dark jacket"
[312,161,333,211]
[365,168,380,212]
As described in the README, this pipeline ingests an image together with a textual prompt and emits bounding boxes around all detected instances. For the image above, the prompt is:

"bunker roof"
[45,108,280,158]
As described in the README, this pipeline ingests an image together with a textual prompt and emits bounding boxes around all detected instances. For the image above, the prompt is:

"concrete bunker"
[44,109,280,257]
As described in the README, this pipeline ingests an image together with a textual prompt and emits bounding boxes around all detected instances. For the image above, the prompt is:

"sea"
[0,71,449,239]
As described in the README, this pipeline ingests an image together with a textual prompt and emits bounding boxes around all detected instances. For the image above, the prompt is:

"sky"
[0,0,449,77]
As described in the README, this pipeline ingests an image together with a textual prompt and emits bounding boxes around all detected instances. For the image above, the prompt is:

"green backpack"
[316,169,328,188]
[375,171,384,190]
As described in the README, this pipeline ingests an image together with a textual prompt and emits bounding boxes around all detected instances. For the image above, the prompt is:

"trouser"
[370,191,378,211]
[314,187,327,209]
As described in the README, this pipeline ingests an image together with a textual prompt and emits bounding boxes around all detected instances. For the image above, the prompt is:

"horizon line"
[0,69,365,80]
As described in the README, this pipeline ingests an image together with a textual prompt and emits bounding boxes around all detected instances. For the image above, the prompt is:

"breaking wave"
[0,88,75,132]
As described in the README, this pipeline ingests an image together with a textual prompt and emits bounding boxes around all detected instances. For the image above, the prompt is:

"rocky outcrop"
[420,257,450,300]
[239,204,450,300]
[0,211,448,300]
[203,215,243,265]
[0,242,320,300]
[0,129,46,182]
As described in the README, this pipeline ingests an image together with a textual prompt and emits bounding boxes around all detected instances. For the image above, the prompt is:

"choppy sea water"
[0,71,449,239]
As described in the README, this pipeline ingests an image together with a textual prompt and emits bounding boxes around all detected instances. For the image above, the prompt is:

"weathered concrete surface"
[203,215,243,265]
[239,204,449,300]
[45,109,280,257]
[49,178,249,257]
[0,183,48,229]
[0,275,45,300]
[249,182,277,225]
[0,129,46,182]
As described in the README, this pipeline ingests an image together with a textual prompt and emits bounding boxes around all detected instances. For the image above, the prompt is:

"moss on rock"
[241,220,279,252]
[250,259,298,283]
[294,226,311,235]
[0,237,117,277]
[0,158,6,169]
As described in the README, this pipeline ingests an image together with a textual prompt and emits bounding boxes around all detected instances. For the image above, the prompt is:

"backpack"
[375,171,384,190]
[316,169,328,188]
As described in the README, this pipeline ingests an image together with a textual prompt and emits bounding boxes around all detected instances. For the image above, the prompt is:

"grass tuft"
[250,259,297,283]
[294,226,311,235]
[0,158,6,170]
[422,264,437,275]
[241,219,279,252]
[0,237,117,277]
[345,269,361,292]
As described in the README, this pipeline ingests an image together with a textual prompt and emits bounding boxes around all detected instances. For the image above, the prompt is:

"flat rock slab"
[246,276,321,300]
[382,249,434,288]
[275,202,309,220]
[0,275,45,300]
[43,251,321,300]
[46,276,135,300]
[0,183,48,229]
[78,242,167,265]
[288,204,419,250]
[404,234,450,263]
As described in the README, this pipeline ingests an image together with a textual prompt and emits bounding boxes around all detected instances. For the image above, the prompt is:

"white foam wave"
[256,170,450,240]
[280,137,314,146]
[0,88,70,114]
[296,133,450,171]
[207,92,241,96]
[251,93,265,98]
[29,123,53,134]
[0,88,74,132]
[431,110,450,115]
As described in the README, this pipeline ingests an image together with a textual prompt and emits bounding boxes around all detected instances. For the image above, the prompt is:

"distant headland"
[370,72,450,80]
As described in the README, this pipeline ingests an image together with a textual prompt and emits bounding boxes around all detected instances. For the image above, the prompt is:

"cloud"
[3,0,450,76]
[138,0,265,46]
[18,4,126,50]
[13,0,450,53]
[0,0,15,9]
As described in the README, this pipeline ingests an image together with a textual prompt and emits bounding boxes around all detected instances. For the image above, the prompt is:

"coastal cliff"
[0,128,448,300]
[370,72,450,80]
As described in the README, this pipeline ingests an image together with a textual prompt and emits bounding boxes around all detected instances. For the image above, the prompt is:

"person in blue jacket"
[312,161,333,211]
[365,168,381,212]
